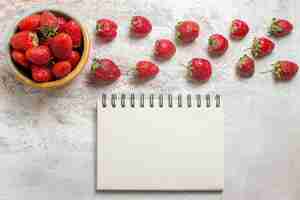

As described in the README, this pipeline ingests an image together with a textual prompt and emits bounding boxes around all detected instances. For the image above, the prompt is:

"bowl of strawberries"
[7,9,90,89]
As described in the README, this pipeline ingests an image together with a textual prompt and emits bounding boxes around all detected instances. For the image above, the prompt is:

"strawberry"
[18,14,41,31]
[10,31,38,51]
[62,20,82,47]
[50,33,73,60]
[130,16,152,38]
[40,37,53,47]
[40,11,58,28]
[67,51,81,68]
[91,58,121,81]
[230,19,249,40]
[208,34,229,56]
[175,20,200,43]
[251,37,275,58]
[135,61,159,79]
[39,11,58,39]
[154,39,176,60]
[187,58,212,81]
[31,65,53,82]
[96,19,118,42]
[25,45,52,65]
[52,61,72,78]
[269,18,293,37]
[57,16,67,32]
[272,60,298,81]
[236,55,255,77]
[11,50,29,68]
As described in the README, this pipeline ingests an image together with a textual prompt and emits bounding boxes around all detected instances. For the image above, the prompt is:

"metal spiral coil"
[100,94,222,108]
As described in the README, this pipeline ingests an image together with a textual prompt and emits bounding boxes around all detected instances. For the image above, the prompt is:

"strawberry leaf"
[39,26,58,39]
[91,59,101,71]
[273,62,282,79]
[270,24,283,34]
[96,24,102,31]
[230,24,236,34]
[208,38,217,47]
[251,38,261,57]
[175,31,181,41]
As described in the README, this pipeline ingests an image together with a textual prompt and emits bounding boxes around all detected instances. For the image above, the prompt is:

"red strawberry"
[130,16,152,38]
[91,58,121,81]
[57,16,67,32]
[251,37,275,58]
[25,45,51,65]
[50,33,73,60]
[272,60,298,81]
[40,11,58,28]
[208,34,229,56]
[52,61,72,78]
[67,51,81,68]
[40,37,53,47]
[135,61,159,79]
[187,58,212,81]
[10,31,38,51]
[62,20,82,47]
[237,55,255,77]
[230,19,249,40]
[31,65,53,82]
[11,50,29,68]
[39,11,58,38]
[18,14,41,31]
[154,39,176,60]
[175,20,200,43]
[269,18,293,37]
[96,19,118,42]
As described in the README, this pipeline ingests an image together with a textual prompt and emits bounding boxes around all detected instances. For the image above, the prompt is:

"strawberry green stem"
[179,63,188,68]
[260,69,274,74]
[243,47,252,52]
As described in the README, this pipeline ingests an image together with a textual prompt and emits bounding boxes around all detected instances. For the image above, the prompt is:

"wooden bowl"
[6,9,90,89]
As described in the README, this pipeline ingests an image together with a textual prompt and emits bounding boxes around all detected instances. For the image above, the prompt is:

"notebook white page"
[97,95,224,191]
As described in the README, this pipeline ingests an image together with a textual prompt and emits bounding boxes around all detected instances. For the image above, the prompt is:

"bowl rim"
[6,8,90,89]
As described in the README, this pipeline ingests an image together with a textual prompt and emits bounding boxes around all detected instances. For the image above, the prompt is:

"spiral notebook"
[97,94,224,191]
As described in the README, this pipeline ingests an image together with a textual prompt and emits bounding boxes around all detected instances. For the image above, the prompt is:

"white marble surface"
[0,0,299,199]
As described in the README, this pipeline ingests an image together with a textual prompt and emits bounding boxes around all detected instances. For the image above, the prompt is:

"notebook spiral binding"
[100,94,222,108]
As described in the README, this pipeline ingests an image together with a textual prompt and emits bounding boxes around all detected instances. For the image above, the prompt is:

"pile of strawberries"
[92,17,298,82]
[9,11,82,82]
